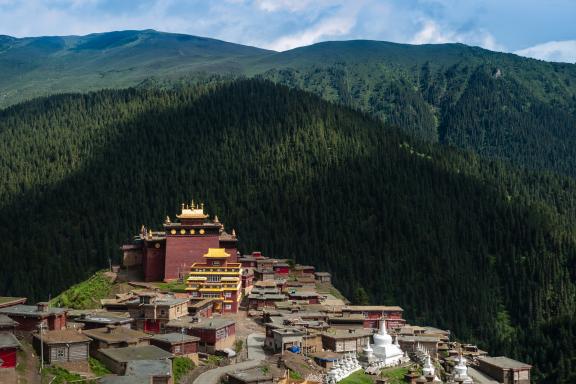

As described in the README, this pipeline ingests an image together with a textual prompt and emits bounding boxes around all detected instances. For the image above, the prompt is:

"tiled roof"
[33,329,91,344]
[99,345,173,363]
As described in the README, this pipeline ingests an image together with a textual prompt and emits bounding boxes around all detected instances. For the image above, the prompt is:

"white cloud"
[267,13,356,51]
[410,18,504,51]
[514,40,576,63]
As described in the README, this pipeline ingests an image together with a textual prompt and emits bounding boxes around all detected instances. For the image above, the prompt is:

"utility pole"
[38,322,45,373]
[180,327,186,356]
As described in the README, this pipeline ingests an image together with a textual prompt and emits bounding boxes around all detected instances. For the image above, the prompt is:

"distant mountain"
[0,80,575,382]
[1,30,575,178]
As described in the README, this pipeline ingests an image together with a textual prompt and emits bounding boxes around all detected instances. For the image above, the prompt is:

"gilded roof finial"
[201,202,204,211]
[165,216,171,224]
[181,203,185,211]
[214,215,219,223]
[232,229,236,237]
[191,199,195,209]
[148,229,152,239]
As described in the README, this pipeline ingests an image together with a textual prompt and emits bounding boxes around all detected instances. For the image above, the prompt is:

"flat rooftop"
[187,318,235,330]
[478,356,532,369]
[100,345,173,363]
[83,327,150,343]
[343,305,403,312]
[125,359,172,377]
[0,304,67,317]
[33,329,91,344]
[151,333,200,344]
[0,332,20,348]
[0,314,19,327]
[322,329,372,339]
[0,297,27,308]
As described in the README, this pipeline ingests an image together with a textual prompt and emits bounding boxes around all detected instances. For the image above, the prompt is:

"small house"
[476,356,532,384]
[0,302,67,331]
[83,325,151,359]
[0,333,21,369]
[314,272,331,284]
[186,318,236,354]
[0,315,19,334]
[32,329,90,364]
[98,345,173,374]
[150,333,200,355]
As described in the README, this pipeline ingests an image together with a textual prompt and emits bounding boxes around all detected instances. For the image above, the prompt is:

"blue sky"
[0,0,574,62]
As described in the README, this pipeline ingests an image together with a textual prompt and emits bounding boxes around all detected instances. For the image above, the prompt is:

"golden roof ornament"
[165,216,171,224]
[232,229,236,237]
[214,215,219,223]
[176,198,208,219]
[148,229,152,239]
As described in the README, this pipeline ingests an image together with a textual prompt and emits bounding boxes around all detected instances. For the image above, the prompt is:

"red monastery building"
[122,201,238,282]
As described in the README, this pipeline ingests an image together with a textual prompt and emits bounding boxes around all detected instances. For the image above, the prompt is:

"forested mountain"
[1,30,575,178]
[0,80,575,382]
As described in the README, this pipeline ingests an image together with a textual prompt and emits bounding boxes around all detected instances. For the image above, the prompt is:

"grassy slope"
[50,271,115,309]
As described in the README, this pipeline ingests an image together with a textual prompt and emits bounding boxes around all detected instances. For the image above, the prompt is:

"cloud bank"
[515,41,576,63]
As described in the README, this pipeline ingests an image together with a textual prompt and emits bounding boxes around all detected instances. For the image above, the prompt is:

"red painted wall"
[143,246,165,282]
[164,235,219,280]
[0,348,16,368]
[144,320,161,333]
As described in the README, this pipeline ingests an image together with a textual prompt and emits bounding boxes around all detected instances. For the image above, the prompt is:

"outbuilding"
[32,329,91,364]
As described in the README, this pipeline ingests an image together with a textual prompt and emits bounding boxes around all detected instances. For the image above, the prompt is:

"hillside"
[0,80,575,382]
[1,31,576,178]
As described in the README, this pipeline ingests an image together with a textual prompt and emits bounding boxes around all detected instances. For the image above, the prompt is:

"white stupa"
[371,320,405,366]
[452,355,473,384]
[422,354,443,383]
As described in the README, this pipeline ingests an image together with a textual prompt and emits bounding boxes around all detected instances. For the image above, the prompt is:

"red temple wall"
[143,247,165,282]
[164,235,219,280]
[0,348,17,368]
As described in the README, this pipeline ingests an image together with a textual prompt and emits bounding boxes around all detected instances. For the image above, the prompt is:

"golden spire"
[201,202,204,210]
[165,216,171,224]
[232,229,236,237]
[181,203,185,211]
[191,199,195,209]
[214,215,219,223]
[148,229,153,239]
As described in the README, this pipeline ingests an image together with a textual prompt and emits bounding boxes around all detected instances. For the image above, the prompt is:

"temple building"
[186,248,243,313]
[121,201,238,282]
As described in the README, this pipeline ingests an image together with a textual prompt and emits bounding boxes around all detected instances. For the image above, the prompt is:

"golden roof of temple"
[204,248,230,258]
[176,201,209,220]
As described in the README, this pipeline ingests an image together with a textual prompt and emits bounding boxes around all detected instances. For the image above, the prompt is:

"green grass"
[156,280,188,292]
[379,366,410,383]
[89,357,111,376]
[41,366,95,384]
[289,370,303,380]
[50,270,114,309]
[339,370,373,384]
[173,356,195,383]
[15,349,27,374]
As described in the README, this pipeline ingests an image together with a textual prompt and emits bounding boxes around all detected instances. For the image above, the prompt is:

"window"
[224,292,232,298]
[56,348,65,358]
[160,309,166,316]
[174,345,181,353]
[213,261,220,266]
[224,304,232,310]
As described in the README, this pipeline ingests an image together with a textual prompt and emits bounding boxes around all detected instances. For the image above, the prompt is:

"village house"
[314,272,331,284]
[32,329,91,364]
[227,363,286,384]
[0,302,68,331]
[271,327,307,354]
[340,305,406,329]
[254,268,275,282]
[125,359,174,384]
[73,312,134,330]
[238,251,267,268]
[476,356,532,384]
[185,318,236,354]
[0,333,21,369]
[272,262,290,276]
[0,315,19,334]
[150,333,200,356]
[83,325,151,359]
[397,335,441,358]
[287,291,321,304]
[187,298,213,318]
[241,269,254,292]
[292,265,315,276]
[321,329,372,353]
[126,293,189,333]
[98,345,173,374]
